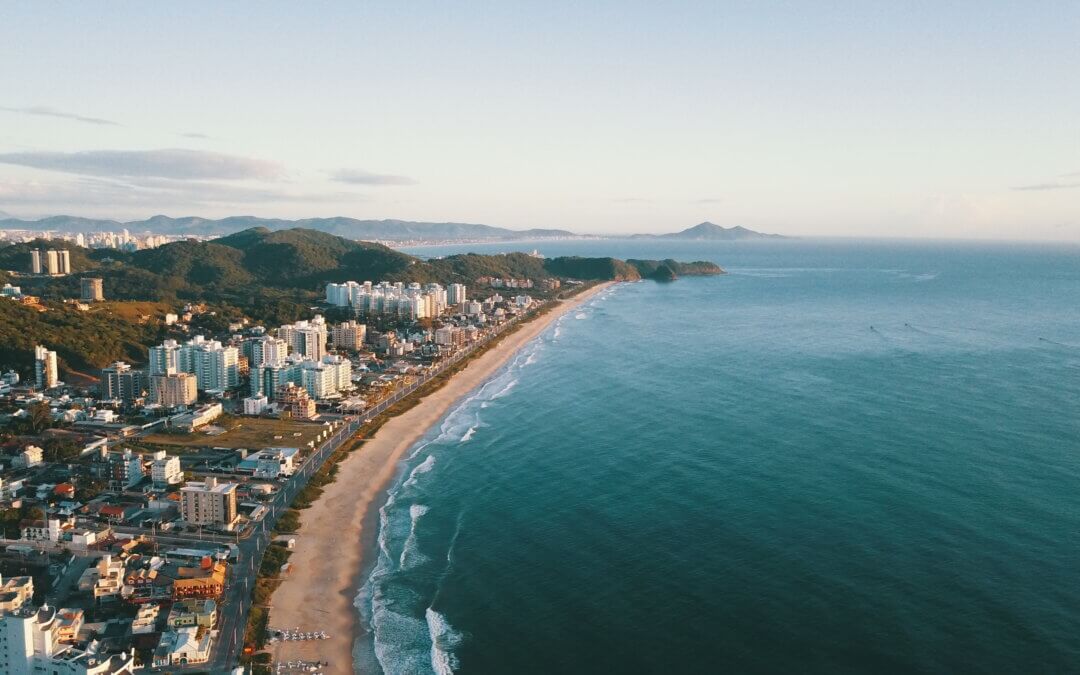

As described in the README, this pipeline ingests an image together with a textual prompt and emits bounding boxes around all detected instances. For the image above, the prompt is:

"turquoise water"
[357,240,1080,674]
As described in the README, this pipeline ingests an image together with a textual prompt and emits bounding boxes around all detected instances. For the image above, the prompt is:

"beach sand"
[266,282,614,674]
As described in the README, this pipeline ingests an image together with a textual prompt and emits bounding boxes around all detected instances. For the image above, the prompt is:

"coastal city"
[0,241,574,673]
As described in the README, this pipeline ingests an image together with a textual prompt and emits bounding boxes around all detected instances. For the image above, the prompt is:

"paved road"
[162,310,530,671]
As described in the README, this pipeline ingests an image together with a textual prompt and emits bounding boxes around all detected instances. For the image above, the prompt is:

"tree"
[43,437,79,463]
[28,401,52,434]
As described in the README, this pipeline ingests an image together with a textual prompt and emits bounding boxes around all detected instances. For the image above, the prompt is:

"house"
[55,607,85,642]
[237,447,299,479]
[131,603,161,634]
[20,517,67,542]
[13,444,44,468]
[152,626,213,667]
[167,598,217,629]
[172,560,227,599]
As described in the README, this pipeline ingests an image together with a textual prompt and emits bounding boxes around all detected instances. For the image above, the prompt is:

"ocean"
[355,239,1080,674]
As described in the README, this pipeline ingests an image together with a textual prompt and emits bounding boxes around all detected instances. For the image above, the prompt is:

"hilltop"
[635,222,784,240]
[0,215,577,242]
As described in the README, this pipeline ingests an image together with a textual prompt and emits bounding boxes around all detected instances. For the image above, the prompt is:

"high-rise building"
[33,345,58,389]
[151,373,198,407]
[29,249,70,276]
[330,320,366,350]
[243,335,287,368]
[80,277,104,302]
[180,477,238,526]
[150,452,183,486]
[278,317,327,360]
[148,337,238,392]
[448,283,467,305]
[101,361,147,407]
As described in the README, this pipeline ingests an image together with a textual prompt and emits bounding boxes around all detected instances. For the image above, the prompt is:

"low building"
[131,604,160,634]
[172,403,223,431]
[242,395,269,416]
[13,445,43,469]
[167,598,216,629]
[238,447,299,479]
[152,625,213,667]
[172,561,227,599]
[20,518,65,542]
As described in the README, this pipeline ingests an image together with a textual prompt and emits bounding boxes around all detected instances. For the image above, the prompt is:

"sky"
[0,2,1078,240]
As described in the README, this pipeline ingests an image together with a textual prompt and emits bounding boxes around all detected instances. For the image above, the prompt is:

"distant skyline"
[1,3,1078,240]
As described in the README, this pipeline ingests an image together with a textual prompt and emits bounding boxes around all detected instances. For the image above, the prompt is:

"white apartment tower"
[34,345,58,389]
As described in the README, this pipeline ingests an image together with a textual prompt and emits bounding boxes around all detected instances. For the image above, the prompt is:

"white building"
[244,335,287,368]
[34,345,58,389]
[151,452,183,486]
[278,317,328,360]
[242,395,269,416]
[149,337,239,392]
[13,445,43,469]
[448,283,468,305]
[325,281,449,319]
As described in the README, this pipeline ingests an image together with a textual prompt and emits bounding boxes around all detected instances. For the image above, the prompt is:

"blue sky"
[0,2,1078,239]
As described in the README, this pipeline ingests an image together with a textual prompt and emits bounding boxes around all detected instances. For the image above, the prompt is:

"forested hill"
[0,227,723,376]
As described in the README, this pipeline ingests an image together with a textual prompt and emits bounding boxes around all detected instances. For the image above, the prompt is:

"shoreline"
[267,281,615,674]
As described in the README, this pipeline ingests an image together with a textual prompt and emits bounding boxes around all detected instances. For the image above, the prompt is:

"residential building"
[330,320,366,350]
[19,518,64,542]
[107,449,145,489]
[149,336,239,392]
[179,478,238,526]
[166,598,216,629]
[0,598,136,674]
[0,574,34,613]
[448,283,467,305]
[13,445,43,469]
[30,248,70,275]
[151,452,183,486]
[243,335,287,368]
[79,277,104,302]
[242,395,269,416]
[101,361,147,407]
[238,447,299,479]
[276,382,316,420]
[325,280,449,319]
[34,345,58,389]
[152,626,212,667]
[172,402,222,431]
[278,317,328,360]
[152,372,197,407]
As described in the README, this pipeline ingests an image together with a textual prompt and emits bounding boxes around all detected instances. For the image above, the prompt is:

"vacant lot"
[142,416,329,450]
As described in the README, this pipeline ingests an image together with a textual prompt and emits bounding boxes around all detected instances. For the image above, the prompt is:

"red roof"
[54,483,75,495]
[100,505,128,517]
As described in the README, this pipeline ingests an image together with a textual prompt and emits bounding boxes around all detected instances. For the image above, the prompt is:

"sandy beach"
[267,282,614,673]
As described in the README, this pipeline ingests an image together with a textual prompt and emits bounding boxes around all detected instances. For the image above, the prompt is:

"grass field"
[142,416,330,450]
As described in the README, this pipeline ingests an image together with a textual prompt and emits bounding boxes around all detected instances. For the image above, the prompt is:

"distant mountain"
[636,222,784,240]
[0,214,577,242]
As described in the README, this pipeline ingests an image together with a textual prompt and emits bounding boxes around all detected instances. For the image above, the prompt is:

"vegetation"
[0,296,165,378]
[626,258,725,280]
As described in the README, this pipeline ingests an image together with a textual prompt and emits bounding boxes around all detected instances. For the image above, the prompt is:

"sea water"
[356,239,1080,674]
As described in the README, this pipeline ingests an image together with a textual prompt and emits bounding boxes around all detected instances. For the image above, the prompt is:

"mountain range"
[0,215,780,241]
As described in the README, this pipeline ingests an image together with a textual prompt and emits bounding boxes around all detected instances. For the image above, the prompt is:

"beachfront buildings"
[325,281,450,319]
[149,337,239,392]
[251,354,352,401]
[34,345,58,389]
[179,477,238,526]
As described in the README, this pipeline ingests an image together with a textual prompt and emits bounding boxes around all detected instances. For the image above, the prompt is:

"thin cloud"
[0,176,359,210]
[0,105,120,126]
[611,197,652,204]
[696,197,724,204]
[1012,181,1080,192]
[179,132,213,140]
[329,168,417,186]
[0,148,282,180]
